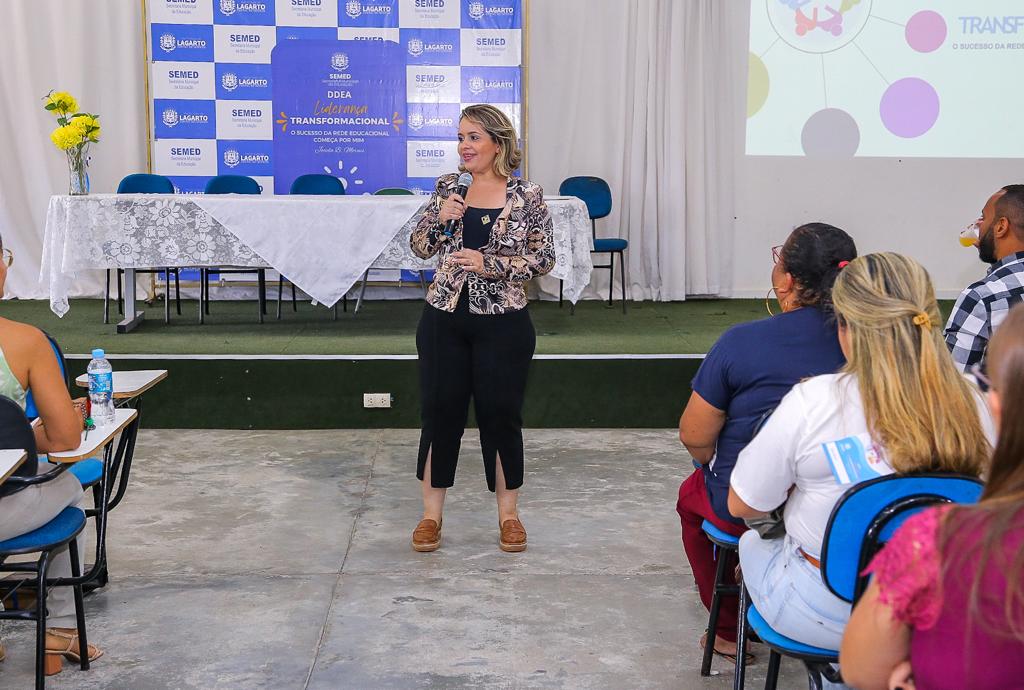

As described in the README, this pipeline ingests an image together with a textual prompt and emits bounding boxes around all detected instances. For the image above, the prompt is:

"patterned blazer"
[410,172,555,314]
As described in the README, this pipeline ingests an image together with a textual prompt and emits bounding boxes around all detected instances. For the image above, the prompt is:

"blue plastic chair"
[0,396,92,689]
[110,174,178,325]
[289,173,345,196]
[279,175,347,319]
[28,335,104,493]
[700,520,742,677]
[696,408,773,684]
[741,473,984,690]
[559,176,629,313]
[202,175,266,323]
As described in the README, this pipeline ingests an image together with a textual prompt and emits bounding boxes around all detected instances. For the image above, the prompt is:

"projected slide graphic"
[747,1,1024,157]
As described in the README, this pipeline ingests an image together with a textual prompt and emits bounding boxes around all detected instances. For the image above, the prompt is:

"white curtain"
[0,0,743,302]
[0,0,147,300]
[529,0,744,300]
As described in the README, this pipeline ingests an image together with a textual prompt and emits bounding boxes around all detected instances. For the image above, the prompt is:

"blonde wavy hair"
[831,252,989,475]
[458,104,522,178]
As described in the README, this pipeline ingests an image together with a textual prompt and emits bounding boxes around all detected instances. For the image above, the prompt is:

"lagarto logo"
[160,33,177,52]
[162,108,180,127]
[468,76,486,95]
[222,73,239,91]
[223,149,241,168]
[468,1,485,20]
[331,52,350,71]
[407,38,424,57]
[408,112,425,130]
[345,0,362,18]
[220,0,237,15]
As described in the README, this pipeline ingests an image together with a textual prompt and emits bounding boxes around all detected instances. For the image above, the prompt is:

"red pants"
[676,470,747,642]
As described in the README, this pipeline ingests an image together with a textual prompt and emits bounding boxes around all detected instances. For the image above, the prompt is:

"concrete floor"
[0,429,807,689]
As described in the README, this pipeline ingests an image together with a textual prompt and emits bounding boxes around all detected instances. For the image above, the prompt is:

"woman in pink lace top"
[840,304,1024,690]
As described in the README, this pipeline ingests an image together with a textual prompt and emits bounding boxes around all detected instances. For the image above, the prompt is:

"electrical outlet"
[363,393,392,409]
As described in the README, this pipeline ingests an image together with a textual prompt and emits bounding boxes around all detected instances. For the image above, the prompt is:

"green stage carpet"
[6,298,776,355]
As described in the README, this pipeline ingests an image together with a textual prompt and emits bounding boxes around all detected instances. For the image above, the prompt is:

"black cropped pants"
[416,292,536,491]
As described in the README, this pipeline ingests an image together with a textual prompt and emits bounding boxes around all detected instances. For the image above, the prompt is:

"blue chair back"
[24,333,68,420]
[374,187,414,195]
[204,174,261,195]
[820,473,984,604]
[290,174,345,195]
[117,173,175,194]
[559,176,612,221]
[0,395,40,489]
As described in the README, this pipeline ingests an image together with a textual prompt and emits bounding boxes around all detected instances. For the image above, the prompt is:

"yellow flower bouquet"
[44,90,101,195]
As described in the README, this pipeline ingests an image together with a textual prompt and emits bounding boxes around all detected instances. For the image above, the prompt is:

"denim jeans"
[739,531,852,690]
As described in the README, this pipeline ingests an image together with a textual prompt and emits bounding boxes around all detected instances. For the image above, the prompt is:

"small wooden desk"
[0,449,28,484]
[47,408,137,464]
[74,370,168,400]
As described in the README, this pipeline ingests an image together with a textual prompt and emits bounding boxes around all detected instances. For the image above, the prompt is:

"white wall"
[733,151,1017,300]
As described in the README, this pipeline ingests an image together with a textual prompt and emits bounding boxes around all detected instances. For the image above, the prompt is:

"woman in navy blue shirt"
[676,223,856,662]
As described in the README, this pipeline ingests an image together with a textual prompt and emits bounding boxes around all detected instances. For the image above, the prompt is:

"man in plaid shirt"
[945,184,1024,372]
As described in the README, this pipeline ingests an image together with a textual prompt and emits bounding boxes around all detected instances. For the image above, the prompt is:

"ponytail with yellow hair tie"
[912,312,934,330]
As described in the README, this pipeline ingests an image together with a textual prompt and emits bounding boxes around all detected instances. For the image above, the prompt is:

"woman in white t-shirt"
[728,253,994,655]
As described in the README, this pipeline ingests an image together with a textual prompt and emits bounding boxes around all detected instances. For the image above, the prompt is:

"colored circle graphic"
[880,78,939,138]
[905,11,946,53]
[748,53,770,118]
[801,108,860,157]
[766,0,874,54]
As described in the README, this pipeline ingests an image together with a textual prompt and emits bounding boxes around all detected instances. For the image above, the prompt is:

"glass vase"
[68,147,90,196]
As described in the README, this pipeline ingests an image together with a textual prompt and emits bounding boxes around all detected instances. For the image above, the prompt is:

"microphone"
[443,172,474,237]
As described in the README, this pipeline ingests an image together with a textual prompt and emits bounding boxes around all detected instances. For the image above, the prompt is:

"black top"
[462,207,503,251]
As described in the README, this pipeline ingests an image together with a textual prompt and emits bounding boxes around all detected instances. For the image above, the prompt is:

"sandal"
[700,631,756,665]
[46,629,104,664]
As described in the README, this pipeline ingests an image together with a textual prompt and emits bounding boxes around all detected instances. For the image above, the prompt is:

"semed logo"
[468,2,485,20]
[162,108,180,127]
[160,33,177,52]
[331,53,349,71]
[468,76,486,94]
[415,73,446,88]
[222,73,239,91]
[220,0,237,15]
[407,38,424,57]
[408,113,425,131]
[345,0,362,17]
[224,149,241,168]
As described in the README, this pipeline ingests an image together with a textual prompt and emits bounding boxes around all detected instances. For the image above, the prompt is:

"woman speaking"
[409,104,555,553]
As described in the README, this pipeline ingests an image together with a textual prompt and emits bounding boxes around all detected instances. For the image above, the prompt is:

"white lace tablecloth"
[42,193,594,316]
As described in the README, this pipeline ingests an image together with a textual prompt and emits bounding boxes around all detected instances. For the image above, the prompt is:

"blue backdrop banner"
[146,0,525,196]
[272,40,406,195]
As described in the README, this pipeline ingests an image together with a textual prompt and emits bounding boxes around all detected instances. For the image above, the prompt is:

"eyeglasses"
[771,244,784,265]
[969,363,991,393]
[1,248,11,268]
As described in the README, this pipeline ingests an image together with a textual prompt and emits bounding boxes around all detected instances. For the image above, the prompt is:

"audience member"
[842,303,1024,690]
[728,253,993,660]
[677,223,855,661]
[945,184,1024,372]
[0,235,102,671]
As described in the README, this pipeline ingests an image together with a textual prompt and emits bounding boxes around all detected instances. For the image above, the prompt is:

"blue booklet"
[822,433,894,485]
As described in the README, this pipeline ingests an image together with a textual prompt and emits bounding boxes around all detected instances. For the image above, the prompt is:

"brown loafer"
[412,518,442,552]
[499,518,527,552]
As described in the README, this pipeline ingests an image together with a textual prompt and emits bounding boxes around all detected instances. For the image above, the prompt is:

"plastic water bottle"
[87,348,115,427]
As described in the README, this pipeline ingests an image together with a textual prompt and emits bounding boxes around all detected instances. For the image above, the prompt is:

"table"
[43,194,595,333]
[0,449,28,485]
[74,369,168,399]
[47,408,138,464]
